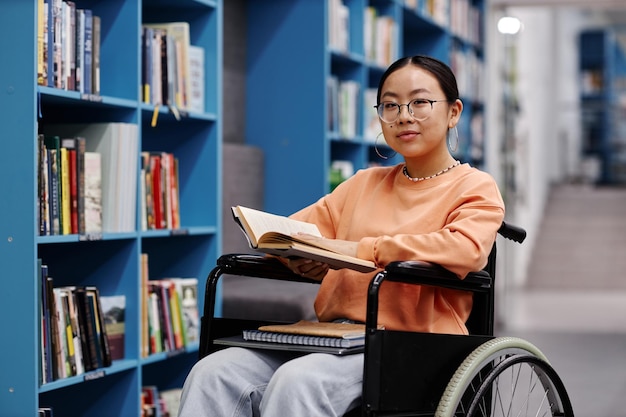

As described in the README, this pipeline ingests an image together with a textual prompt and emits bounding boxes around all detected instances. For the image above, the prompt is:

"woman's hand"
[285,257,330,282]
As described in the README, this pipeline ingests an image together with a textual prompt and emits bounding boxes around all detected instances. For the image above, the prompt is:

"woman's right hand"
[284,257,330,282]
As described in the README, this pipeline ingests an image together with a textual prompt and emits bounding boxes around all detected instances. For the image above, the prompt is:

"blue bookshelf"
[245,0,486,216]
[0,0,222,415]
[579,29,626,184]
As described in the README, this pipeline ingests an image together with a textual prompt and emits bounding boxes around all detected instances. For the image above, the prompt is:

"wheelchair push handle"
[498,221,526,244]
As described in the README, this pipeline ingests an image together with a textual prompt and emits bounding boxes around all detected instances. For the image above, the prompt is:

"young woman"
[178,55,505,417]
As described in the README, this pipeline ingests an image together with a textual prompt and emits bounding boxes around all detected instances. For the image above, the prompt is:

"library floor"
[497,184,626,417]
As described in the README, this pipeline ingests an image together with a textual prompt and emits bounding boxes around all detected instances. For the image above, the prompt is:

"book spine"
[40,264,54,383]
[52,0,62,88]
[150,154,164,229]
[156,282,174,351]
[74,288,98,371]
[75,9,84,93]
[76,137,86,234]
[83,151,102,233]
[67,148,78,234]
[141,253,150,357]
[66,1,76,91]
[60,147,71,235]
[83,9,93,95]
[92,15,101,95]
[52,288,70,378]
[38,134,48,236]
[148,291,162,354]
[89,287,112,367]
[142,27,153,104]
[167,282,184,349]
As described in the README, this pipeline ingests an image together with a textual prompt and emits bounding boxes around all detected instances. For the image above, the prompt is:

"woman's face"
[379,65,461,160]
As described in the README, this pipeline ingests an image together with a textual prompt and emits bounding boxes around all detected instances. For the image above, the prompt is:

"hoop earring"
[447,126,459,153]
[375,132,396,160]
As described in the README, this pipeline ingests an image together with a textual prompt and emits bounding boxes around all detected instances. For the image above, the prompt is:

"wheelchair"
[198,222,574,416]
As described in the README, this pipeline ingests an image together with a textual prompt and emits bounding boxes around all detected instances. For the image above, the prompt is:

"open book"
[231,206,377,273]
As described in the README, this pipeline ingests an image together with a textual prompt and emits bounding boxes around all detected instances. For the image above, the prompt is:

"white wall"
[485,6,604,294]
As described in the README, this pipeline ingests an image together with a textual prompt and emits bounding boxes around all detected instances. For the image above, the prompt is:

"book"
[140,253,150,358]
[83,151,102,233]
[231,205,376,273]
[142,22,191,110]
[82,9,93,95]
[43,123,139,233]
[59,147,71,234]
[73,287,99,371]
[44,136,61,235]
[187,45,204,113]
[243,320,366,349]
[159,388,183,417]
[91,15,101,95]
[87,287,112,368]
[60,138,79,234]
[100,295,126,361]
[175,278,199,345]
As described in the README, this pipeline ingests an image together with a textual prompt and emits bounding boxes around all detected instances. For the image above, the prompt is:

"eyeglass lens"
[378,100,433,123]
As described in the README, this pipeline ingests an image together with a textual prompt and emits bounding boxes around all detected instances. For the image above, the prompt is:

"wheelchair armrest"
[366,262,492,334]
[384,260,492,292]
[214,253,321,284]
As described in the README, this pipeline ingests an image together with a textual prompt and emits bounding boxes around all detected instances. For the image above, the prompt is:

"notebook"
[214,321,368,355]
[213,335,364,356]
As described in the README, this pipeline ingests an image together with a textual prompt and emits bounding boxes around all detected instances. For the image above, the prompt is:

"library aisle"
[499,184,626,417]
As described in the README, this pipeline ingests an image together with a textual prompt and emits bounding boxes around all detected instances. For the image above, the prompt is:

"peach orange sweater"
[290,163,504,335]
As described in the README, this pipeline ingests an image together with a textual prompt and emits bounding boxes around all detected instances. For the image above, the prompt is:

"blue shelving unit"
[0,0,222,415]
[579,29,626,184]
[245,0,486,216]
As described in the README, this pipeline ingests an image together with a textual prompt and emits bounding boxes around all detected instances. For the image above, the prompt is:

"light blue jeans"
[178,347,363,417]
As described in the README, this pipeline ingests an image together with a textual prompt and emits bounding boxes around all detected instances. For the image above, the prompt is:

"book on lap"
[231,205,376,273]
[214,321,369,355]
[244,320,366,348]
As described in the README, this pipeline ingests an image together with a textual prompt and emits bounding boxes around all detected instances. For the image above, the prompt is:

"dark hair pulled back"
[376,55,459,105]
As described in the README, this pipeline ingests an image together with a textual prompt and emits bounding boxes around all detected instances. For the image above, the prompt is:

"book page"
[233,206,322,246]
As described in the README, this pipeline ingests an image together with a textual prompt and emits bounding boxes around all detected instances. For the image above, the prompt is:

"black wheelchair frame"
[198,222,575,416]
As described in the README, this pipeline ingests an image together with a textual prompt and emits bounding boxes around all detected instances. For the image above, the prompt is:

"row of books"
[39,262,112,384]
[364,8,398,68]
[328,0,350,53]
[41,123,139,233]
[422,0,449,27]
[450,0,483,45]
[449,48,485,103]
[140,254,199,357]
[141,152,181,231]
[328,77,360,138]
[37,134,102,236]
[141,22,205,114]
[37,0,101,95]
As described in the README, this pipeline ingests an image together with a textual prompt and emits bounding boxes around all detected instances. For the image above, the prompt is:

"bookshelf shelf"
[0,0,221,415]
[246,0,485,216]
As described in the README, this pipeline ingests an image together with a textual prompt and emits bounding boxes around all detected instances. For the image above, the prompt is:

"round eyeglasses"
[374,99,449,123]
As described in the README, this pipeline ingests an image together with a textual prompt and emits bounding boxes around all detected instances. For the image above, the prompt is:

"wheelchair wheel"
[435,337,574,417]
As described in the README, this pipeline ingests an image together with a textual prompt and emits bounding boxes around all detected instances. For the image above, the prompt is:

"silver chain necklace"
[402,160,460,182]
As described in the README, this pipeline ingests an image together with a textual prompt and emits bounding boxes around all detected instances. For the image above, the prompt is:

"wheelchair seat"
[198,222,574,417]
